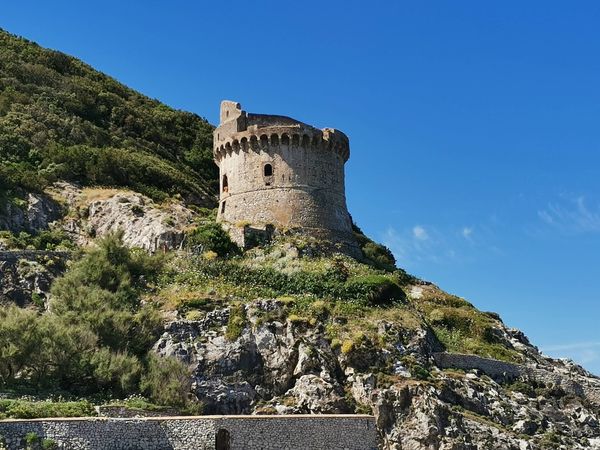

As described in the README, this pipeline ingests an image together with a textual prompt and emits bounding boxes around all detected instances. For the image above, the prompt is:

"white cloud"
[462,227,473,240]
[383,225,452,267]
[412,225,429,241]
[538,196,600,234]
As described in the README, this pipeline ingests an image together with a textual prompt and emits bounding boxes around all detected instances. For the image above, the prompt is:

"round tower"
[213,100,359,256]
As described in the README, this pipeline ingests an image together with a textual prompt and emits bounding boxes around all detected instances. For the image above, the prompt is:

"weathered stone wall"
[0,415,377,450]
[433,352,600,406]
[433,352,523,380]
[213,101,359,257]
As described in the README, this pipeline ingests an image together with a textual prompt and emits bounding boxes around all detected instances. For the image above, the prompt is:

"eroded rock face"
[0,192,61,233]
[0,251,68,307]
[49,183,197,252]
[154,299,600,450]
[1,183,199,253]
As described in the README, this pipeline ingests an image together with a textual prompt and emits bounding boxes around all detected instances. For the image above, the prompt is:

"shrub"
[0,229,74,251]
[226,304,246,341]
[41,439,58,450]
[352,224,396,271]
[341,340,355,355]
[308,300,329,318]
[140,354,193,408]
[25,432,39,446]
[344,275,406,306]
[185,310,204,321]
[0,400,94,419]
[186,222,239,257]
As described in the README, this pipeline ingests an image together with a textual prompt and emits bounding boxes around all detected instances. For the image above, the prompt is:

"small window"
[264,163,273,177]
[221,201,226,214]
[222,175,228,193]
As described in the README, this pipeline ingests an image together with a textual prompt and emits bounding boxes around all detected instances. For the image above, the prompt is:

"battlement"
[214,101,349,162]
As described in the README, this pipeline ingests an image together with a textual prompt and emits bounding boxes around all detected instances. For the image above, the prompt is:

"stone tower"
[213,100,359,256]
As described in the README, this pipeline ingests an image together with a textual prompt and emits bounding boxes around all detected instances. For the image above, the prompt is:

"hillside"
[0,30,600,450]
[0,28,217,205]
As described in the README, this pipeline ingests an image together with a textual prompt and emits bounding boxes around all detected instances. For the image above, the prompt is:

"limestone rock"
[153,297,600,449]
[0,191,61,233]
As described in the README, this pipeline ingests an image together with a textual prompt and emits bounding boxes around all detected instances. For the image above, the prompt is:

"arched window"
[216,429,230,450]
[263,164,273,177]
[222,175,228,193]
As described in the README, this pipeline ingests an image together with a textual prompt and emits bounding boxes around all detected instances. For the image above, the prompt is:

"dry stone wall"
[0,415,377,450]
[433,352,600,407]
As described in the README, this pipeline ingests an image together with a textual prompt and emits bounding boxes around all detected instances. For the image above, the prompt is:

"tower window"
[221,201,226,214]
[263,163,273,177]
[222,174,228,193]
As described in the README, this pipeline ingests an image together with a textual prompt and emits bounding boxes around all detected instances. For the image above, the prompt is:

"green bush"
[226,304,247,341]
[0,400,94,419]
[186,222,239,256]
[140,355,193,408]
[41,439,58,450]
[0,229,74,251]
[352,224,397,272]
[24,432,38,445]
[344,275,406,306]
[0,233,165,397]
[178,258,405,305]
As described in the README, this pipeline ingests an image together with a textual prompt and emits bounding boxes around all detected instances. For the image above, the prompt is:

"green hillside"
[0,28,217,205]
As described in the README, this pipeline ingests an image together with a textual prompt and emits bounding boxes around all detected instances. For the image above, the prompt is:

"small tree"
[140,354,193,408]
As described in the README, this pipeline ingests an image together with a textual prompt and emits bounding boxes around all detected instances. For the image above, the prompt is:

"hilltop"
[0,29,599,450]
[0,28,217,204]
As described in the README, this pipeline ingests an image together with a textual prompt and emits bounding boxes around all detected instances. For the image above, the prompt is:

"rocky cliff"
[1,190,600,449]
[154,292,600,450]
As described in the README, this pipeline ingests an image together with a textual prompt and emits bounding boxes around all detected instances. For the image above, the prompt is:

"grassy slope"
[0,28,217,205]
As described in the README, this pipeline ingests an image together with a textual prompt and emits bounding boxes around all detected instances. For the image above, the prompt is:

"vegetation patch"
[0,229,74,251]
[0,399,94,419]
[0,28,217,202]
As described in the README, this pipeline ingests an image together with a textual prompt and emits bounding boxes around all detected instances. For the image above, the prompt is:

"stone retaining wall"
[0,415,377,450]
[433,352,523,380]
[433,352,600,406]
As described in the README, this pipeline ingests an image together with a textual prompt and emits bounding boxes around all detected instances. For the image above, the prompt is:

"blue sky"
[3,1,600,374]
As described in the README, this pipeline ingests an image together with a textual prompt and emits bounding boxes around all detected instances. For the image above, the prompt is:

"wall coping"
[0,414,374,423]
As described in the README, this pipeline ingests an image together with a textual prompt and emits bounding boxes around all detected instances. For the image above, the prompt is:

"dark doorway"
[215,428,230,450]
[222,175,229,193]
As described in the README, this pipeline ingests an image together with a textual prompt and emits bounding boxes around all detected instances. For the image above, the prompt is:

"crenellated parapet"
[214,118,349,163]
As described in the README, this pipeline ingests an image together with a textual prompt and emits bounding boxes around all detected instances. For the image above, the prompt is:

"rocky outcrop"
[51,183,197,252]
[154,299,600,450]
[0,251,68,307]
[0,192,61,233]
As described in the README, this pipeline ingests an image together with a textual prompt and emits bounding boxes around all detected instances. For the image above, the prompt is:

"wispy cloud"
[462,226,474,240]
[538,196,600,234]
[383,224,472,267]
[412,225,429,241]
[381,215,504,270]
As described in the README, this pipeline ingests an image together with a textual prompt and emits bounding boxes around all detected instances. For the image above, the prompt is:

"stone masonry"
[0,415,377,450]
[213,101,360,257]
